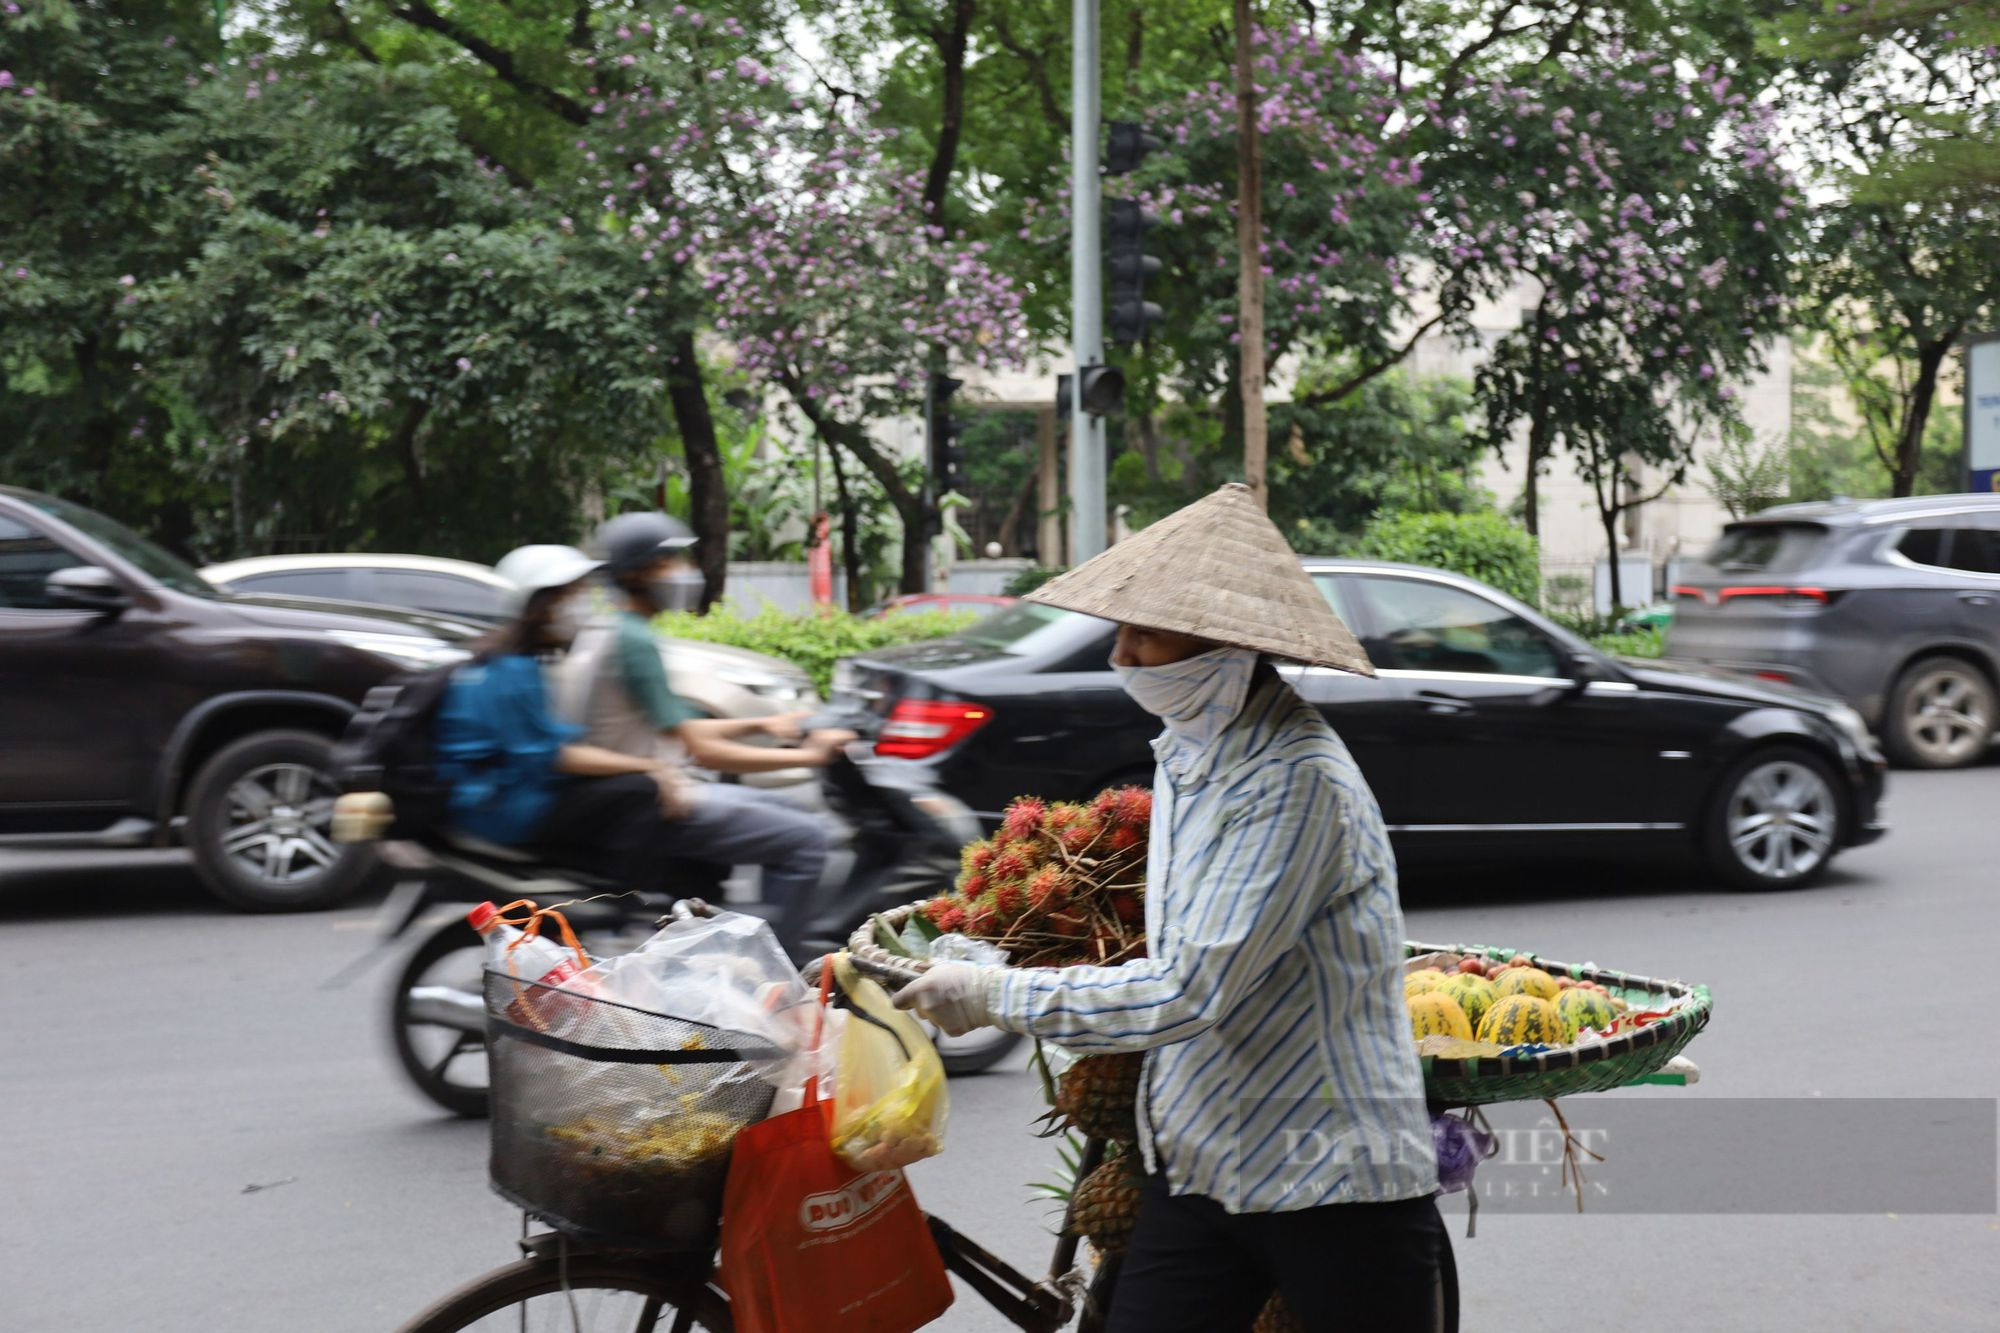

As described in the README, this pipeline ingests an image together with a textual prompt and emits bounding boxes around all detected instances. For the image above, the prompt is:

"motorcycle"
[377,740,1023,1117]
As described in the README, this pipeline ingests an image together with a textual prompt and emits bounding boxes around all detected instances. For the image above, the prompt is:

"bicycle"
[394,1123,1459,1333]
[392,909,1462,1333]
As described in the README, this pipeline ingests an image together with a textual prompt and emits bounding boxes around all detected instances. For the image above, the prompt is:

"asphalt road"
[6,765,1999,1332]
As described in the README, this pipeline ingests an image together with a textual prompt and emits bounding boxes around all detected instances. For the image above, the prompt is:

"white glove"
[893,961,997,1037]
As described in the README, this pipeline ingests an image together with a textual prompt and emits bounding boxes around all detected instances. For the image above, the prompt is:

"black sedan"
[831,559,1889,891]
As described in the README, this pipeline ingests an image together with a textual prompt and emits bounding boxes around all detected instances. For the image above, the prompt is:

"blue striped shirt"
[989,672,1438,1213]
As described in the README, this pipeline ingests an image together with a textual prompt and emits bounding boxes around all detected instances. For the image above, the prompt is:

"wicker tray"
[1405,941,1711,1106]
[846,909,1711,1107]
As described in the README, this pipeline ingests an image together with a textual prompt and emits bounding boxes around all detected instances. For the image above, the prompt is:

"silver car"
[1665,495,2000,768]
[202,552,820,790]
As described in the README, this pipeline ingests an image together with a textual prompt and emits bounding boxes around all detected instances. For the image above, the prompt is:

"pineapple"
[1054,1053,1143,1144]
[1252,1294,1302,1333]
[1065,1157,1144,1254]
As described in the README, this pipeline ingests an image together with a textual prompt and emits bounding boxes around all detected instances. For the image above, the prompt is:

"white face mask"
[549,594,593,644]
[1112,645,1259,746]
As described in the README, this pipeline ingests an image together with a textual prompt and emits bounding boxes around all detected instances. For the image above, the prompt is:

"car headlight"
[1827,704,1875,754]
[330,630,471,671]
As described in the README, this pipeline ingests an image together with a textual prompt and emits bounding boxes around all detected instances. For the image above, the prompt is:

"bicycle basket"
[483,970,780,1251]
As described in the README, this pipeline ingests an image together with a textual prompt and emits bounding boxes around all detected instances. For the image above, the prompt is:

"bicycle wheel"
[395,1253,731,1333]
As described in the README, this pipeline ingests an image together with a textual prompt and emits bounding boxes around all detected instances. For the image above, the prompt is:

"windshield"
[956,601,1081,652]
[20,493,217,597]
[1699,523,1827,576]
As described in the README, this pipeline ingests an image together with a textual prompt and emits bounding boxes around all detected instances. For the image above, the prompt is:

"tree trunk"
[998,461,1038,554]
[1523,421,1548,539]
[827,437,868,610]
[1601,497,1623,611]
[1893,338,1953,498]
[1234,0,1268,510]
[664,328,729,611]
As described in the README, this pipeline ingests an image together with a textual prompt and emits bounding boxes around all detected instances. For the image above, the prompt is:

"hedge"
[1355,510,1542,606]
[656,606,979,695]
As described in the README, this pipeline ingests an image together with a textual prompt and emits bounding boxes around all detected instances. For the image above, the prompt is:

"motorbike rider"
[432,544,703,892]
[553,512,852,955]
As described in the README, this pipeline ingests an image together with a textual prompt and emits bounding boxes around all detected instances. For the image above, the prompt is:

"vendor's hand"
[758,710,809,742]
[804,728,858,764]
[649,766,693,819]
[892,961,995,1037]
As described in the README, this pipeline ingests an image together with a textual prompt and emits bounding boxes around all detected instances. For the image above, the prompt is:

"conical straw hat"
[1027,483,1373,674]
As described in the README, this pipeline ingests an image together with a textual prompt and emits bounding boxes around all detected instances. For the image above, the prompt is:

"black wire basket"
[483,969,780,1251]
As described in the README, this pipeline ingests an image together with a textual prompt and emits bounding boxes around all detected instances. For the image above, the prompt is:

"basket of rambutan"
[845,786,1154,986]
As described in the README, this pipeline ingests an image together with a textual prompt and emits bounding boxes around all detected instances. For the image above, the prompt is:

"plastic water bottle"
[468,901,593,1030]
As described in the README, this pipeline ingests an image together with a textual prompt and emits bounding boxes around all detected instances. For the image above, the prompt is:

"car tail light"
[1753,670,1794,683]
[1716,585,1830,606]
[876,699,993,760]
[1671,584,1712,603]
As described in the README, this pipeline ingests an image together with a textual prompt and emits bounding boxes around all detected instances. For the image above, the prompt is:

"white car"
[202,552,821,791]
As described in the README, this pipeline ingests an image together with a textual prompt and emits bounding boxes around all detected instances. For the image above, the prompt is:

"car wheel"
[1883,657,1996,769]
[185,730,375,911]
[1703,746,1844,891]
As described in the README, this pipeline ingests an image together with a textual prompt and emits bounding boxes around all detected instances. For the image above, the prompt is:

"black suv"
[0,487,473,909]
[834,560,1888,891]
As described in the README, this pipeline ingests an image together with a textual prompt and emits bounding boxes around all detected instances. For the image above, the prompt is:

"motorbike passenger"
[432,544,712,893]
[553,512,852,955]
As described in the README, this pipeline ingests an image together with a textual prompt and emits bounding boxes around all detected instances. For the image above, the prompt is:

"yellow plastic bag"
[828,953,948,1172]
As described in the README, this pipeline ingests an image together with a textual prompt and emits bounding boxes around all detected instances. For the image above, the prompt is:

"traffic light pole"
[1069,0,1107,563]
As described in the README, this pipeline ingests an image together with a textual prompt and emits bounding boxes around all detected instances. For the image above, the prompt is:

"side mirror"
[1564,650,1600,692]
[45,565,131,615]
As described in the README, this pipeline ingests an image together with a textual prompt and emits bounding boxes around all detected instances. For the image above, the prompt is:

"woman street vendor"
[894,483,1447,1331]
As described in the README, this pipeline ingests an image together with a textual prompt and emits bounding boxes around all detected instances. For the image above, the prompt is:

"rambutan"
[1109,787,1152,827]
[958,873,991,899]
[989,849,1033,883]
[1001,795,1049,842]
[1026,865,1071,911]
[934,905,968,934]
[1107,824,1144,853]
[1045,803,1083,833]
[992,883,1027,920]
[1111,893,1143,925]
[1060,825,1096,855]
[962,840,996,874]
[966,907,998,937]
[919,896,956,927]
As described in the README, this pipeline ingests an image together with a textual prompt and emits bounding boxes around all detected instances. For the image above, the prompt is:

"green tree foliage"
[1774,5,2000,496]
[1355,509,1542,607]
[0,1,222,550]
[1787,339,1963,501]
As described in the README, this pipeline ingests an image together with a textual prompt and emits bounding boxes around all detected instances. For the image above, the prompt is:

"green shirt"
[614,610,693,731]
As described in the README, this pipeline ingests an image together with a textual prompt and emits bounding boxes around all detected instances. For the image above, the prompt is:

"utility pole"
[1069,0,1107,561]
[1234,0,1268,510]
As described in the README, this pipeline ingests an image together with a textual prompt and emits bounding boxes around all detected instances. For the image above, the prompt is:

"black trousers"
[534,773,686,892]
[1105,1174,1448,1333]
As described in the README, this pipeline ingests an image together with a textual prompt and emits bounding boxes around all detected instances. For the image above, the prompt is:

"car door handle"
[1416,690,1473,716]
[1960,592,1996,607]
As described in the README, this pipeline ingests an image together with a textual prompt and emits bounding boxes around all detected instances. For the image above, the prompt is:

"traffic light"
[927,371,968,495]
[1059,367,1125,419]
[1103,121,1164,347]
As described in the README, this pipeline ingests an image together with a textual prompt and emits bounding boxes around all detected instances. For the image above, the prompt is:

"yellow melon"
[1407,991,1473,1042]
[1554,988,1618,1040]
[1477,994,1565,1046]
[1494,967,1560,1001]
[1434,973,1498,1029]
[1403,968,1449,997]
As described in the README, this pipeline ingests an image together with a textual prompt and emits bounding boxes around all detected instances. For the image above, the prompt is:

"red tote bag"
[718,971,953,1333]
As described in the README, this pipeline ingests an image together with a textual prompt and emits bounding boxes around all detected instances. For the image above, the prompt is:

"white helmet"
[492,544,602,613]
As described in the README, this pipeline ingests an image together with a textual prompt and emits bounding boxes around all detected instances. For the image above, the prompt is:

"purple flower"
[118,274,135,287]
[455,357,472,372]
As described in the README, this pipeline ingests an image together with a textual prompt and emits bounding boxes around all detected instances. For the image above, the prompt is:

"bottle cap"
[466,901,499,932]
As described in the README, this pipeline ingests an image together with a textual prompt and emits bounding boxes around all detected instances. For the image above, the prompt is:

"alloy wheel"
[220,762,341,886]
[1725,759,1836,884]
[1899,663,1993,767]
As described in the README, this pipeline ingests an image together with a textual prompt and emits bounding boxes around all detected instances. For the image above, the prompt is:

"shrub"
[1355,510,1541,606]
[1586,626,1664,660]
[656,606,978,695]
[1003,564,1066,597]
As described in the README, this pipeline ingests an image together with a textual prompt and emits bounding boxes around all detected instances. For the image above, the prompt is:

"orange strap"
[803,954,836,1108]
[485,897,591,975]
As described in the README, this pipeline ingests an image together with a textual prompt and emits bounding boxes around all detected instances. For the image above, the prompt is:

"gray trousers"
[658,783,831,955]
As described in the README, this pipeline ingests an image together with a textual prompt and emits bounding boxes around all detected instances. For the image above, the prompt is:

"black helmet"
[595,511,697,575]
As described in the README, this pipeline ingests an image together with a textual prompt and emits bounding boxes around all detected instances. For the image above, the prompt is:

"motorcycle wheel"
[390,916,493,1118]
[934,1026,1025,1076]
